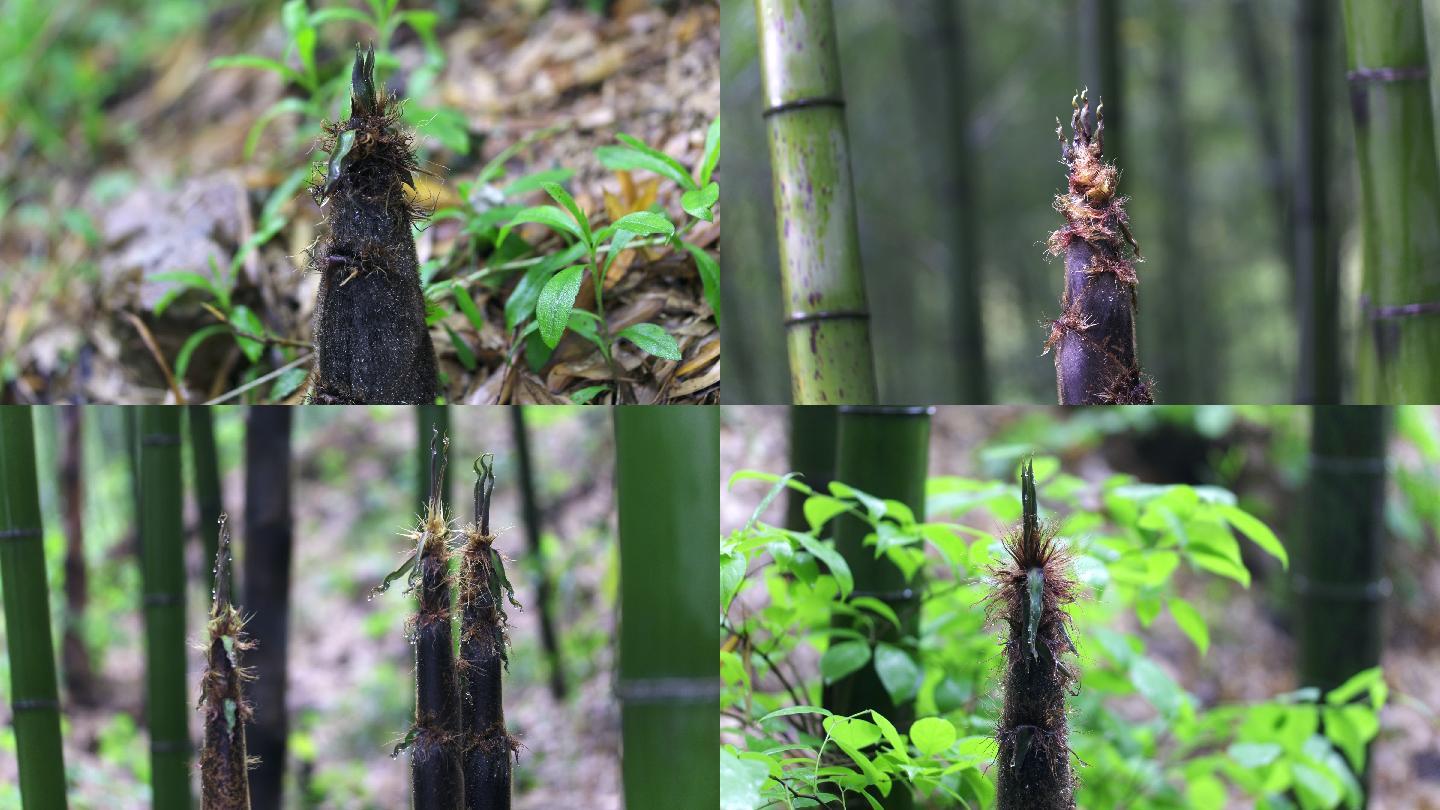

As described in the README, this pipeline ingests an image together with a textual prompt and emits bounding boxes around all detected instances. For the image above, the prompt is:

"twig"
[203,353,312,405]
[121,311,187,403]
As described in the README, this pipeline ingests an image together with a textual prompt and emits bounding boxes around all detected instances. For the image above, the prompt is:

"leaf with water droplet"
[391,726,419,758]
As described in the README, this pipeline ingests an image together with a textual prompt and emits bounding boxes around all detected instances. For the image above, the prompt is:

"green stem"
[136,407,192,809]
[823,406,930,810]
[614,407,719,808]
[1345,0,1440,401]
[0,407,69,810]
[755,0,878,404]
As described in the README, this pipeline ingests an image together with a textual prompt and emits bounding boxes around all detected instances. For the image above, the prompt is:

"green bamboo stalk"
[136,407,192,809]
[785,405,837,532]
[991,460,1078,810]
[755,0,878,404]
[1344,0,1440,402]
[1296,406,1390,795]
[1297,0,1340,403]
[188,405,223,600]
[199,516,252,810]
[459,455,517,810]
[1424,0,1440,166]
[824,406,931,810]
[0,407,69,810]
[508,407,566,701]
[614,406,719,807]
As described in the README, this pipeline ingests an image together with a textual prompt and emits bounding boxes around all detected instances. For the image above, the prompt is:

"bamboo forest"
[721,405,1440,808]
[0,405,717,808]
[722,0,1440,405]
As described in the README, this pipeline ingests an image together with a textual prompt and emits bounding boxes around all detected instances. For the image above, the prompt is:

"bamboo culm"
[307,44,437,404]
[137,407,193,809]
[199,516,253,810]
[459,455,519,810]
[189,405,224,599]
[0,407,69,810]
[509,406,566,701]
[1045,91,1152,405]
[754,0,878,404]
[989,460,1078,810]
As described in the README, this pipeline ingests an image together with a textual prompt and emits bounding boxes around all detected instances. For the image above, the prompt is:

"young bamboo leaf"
[543,181,592,247]
[698,117,721,186]
[615,323,681,361]
[497,205,584,248]
[680,182,719,221]
[536,265,586,348]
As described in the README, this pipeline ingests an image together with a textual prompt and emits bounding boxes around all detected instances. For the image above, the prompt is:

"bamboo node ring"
[763,96,847,118]
[783,310,870,327]
[1346,65,1428,84]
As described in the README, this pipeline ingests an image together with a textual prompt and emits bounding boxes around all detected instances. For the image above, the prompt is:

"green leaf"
[698,116,721,186]
[910,717,957,756]
[681,181,719,221]
[150,270,223,314]
[596,135,697,190]
[209,54,303,85]
[452,284,486,332]
[682,241,720,324]
[443,324,477,370]
[268,366,309,401]
[173,325,229,380]
[229,306,266,363]
[758,705,832,724]
[543,182,592,246]
[611,210,675,238]
[503,168,576,198]
[244,97,309,161]
[568,385,609,405]
[719,747,770,810]
[1325,667,1386,710]
[1130,657,1187,719]
[536,265,585,348]
[1167,597,1210,655]
[1292,762,1342,808]
[820,641,871,684]
[787,530,853,598]
[615,323,681,361]
[1216,505,1288,568]
[1227,741,1282,768]
[743,473,797,533]
[497,205,583,249]
[803,495,851,533]
[873,644,920,705]
[503,242,587,331]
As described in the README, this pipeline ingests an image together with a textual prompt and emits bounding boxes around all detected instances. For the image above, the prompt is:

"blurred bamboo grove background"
[0,405,716,809]
[722,0,1401,404]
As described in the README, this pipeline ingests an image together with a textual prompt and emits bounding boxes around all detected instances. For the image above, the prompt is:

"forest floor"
[721,406,1440,810]
[1,1,719,404]
[0,406,622,809]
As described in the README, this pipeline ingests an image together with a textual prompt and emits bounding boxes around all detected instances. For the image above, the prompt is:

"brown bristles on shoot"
[987,460,1079,810]
[306,43,437,405]
[409,431,463,810]
[459,454,521,810]
[199,514,255,810]
[1044,89,1152,405]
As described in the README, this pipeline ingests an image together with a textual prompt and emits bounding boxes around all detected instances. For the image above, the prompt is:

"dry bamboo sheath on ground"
[199,516,254,810]
[1045,91,1153,404]
[307,45,438,404]
[988,460,1080,810]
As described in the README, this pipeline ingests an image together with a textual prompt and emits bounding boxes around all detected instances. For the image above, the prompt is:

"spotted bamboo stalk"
[307,44,437,404]
[1045,91,1152,404]
[1349,0,1440,401]
[459,455,519,810]
[199,516,253,810]
[988,460,1078,810]
[754,0,878,404]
